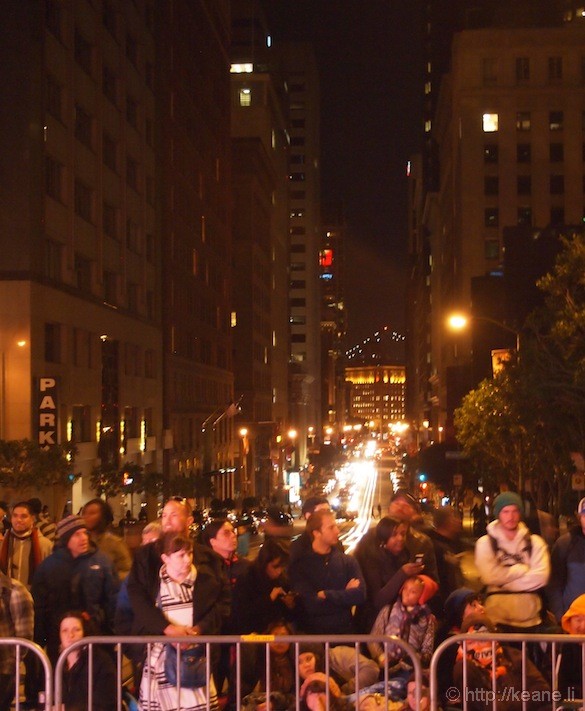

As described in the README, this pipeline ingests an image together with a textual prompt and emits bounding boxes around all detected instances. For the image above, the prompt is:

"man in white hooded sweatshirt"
[475,491,550,631]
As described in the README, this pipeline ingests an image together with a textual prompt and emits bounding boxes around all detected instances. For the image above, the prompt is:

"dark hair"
[12,501,34,515]
[375,516,404,546]
[82,498,114,530]
[200,518,230,547]
[59,609,98,637]
[27,497,42,515]
[390,489,420,511]
[301,496,329,518]
[161,532,193,556]
[256,537,289,573]
[433,505,459,529]
[306,509,334,540]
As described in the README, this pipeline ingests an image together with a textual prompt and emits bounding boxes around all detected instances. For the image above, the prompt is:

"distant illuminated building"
[345,365,406,432]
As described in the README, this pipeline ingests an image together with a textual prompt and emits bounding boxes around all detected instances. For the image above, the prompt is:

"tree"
[0,439,79,492]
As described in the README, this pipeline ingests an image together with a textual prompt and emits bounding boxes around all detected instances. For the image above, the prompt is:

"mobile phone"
[414,553,424,564]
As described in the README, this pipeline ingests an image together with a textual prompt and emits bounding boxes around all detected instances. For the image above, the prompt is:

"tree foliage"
[454,231,585,514]
[0,439,79,490]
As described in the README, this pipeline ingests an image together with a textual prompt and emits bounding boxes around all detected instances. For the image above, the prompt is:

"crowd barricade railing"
[430,631,585,711]
[53,633,423,710]
[0,637,53,710]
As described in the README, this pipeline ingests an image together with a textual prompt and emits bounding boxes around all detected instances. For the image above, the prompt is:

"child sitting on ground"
[368,575,438,672]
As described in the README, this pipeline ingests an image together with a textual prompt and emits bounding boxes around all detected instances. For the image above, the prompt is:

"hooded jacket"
[31,540,118,661]
[547,524,585,622]
[474,520,550,627]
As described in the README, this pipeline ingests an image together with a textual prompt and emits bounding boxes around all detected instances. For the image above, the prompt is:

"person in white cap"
[548,496,585,623]
[474,491,550,631]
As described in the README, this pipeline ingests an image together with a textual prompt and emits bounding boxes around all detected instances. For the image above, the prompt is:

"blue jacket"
[31,542,118,661]
[289,545,366,634]
[548,526,585,622]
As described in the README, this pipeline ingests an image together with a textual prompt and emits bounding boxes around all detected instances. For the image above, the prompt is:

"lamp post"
[287,428,297,469]
[447,313,520,354]
[239,427,249,495]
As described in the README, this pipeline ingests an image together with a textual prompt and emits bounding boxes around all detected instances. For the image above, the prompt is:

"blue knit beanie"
[493,491,523,518]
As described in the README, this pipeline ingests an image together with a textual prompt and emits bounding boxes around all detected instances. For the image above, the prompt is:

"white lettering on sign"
[37,378,58,450]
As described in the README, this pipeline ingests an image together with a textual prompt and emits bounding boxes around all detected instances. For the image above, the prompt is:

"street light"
[239,427,250,495]
[447,312,520,354]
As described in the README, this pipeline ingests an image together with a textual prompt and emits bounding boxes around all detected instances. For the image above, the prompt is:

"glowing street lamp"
[447,312,520,353]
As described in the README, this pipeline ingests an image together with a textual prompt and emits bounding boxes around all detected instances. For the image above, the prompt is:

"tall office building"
[345,365,406,432]
[0,0,163,512]
[320,204,347,431]
[280,41,322,467]
[428,22,585,431]
[156,1,233,495]
[230,0,291,498]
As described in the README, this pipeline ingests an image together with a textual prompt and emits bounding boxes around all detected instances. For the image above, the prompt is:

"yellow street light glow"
[239,427,248,437]
[325,427,334,436]
[17,340,26,347]
[288,429,297,440]
[447,313,469,331]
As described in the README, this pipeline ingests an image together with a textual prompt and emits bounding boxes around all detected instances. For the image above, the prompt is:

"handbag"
[164,643,207,688]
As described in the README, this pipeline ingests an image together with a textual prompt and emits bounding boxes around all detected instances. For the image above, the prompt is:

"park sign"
[37,377,58,449]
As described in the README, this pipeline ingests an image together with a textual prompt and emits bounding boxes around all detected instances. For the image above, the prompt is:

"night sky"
[269,1,424,344]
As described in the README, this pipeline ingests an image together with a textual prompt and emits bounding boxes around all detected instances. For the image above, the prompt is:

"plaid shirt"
[0,570,34,674]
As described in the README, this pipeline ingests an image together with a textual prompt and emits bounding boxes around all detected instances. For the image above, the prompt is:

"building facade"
[345,365,406,433]
[0,0,163,514]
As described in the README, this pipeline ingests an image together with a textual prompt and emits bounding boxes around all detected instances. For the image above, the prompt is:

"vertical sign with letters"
[37,377,58,449]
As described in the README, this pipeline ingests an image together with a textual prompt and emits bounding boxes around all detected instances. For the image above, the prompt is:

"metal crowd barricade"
[0,638,53,710]
[430,631,585,711]
[53,633,423,710]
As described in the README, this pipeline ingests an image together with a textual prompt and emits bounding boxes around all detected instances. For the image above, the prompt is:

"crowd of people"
[1,487,585,710]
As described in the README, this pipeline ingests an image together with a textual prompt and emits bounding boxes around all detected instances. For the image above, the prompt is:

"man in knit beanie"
[31,514,118,668]
[474,491,550,632]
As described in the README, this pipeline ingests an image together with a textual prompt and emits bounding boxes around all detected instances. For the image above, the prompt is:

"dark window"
[45,156,63,200]
[517,175,531,195]
[126,95,138,128]
[291,334,306,343]
[516,112,531,131]
[103,132,117,172]
[46,76,62,120]
[289,315,306,325]
[291,190,305,199]
[290,262,304,272]
[74,254,92,292]
[289,173,305,182]
[484,240,500,260]
[104,270,117,304]
[103,67,117,104]
[290,280,306,290]
[44,240,62,280]
[290,154,305,164]
[548,56,562,81]
[550,143,564,162]
[550,206,565,225]
[485,207,499,227]
[74,30,92,75]
[550,111,564,131]
[290,226,306,235]
[517,144,531,163]
[515,57,530,83]
[74,105,92,148]
[126,32,137,65]
[484,176,499,195]
[550,174,565,194]
[484,144,498,163]
[290,297,306,307]
[103,201,117,239]
[126,219,141,252]
[46,0,62,40]
[44,323,61,363]
[71,405,91,442]
[518,207,532,225]
[290,137,305,146]
[291,119,305,128]
[102,2,117,36]
[126,157,138,191]
[291,244,306,254]
[74,180,92,221]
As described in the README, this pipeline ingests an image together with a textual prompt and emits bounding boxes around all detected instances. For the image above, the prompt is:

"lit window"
[239,88,251,107]
[483,113,498,132]
[516,112,531,131]
[230,63,253,73]
[549,111,563,131]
